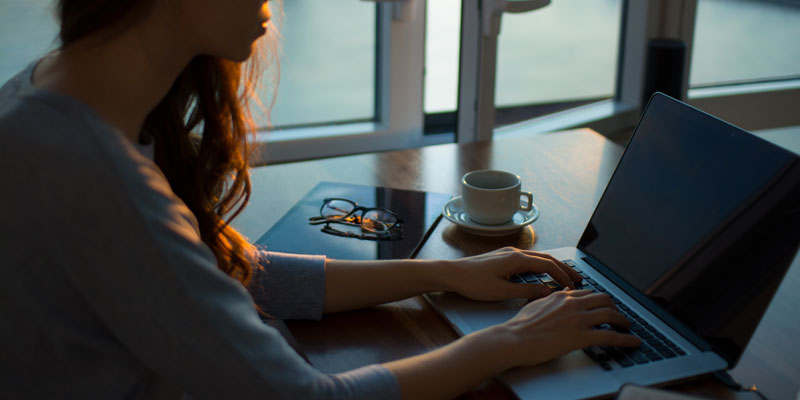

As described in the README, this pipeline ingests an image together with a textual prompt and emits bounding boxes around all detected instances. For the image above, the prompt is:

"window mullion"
[377,0,427,145]
[618,0,697,109]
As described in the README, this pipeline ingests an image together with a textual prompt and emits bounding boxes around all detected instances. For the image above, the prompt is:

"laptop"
[425,93,800,399]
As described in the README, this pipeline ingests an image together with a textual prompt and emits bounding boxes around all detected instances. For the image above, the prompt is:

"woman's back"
[0,63,387,399]
[1,62,184,397]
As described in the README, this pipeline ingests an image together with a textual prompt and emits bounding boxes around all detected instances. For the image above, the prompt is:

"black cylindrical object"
[642,38,687,106]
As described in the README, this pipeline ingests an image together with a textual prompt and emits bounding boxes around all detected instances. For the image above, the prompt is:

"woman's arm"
[323,258,444,313]
[324,247,583,314]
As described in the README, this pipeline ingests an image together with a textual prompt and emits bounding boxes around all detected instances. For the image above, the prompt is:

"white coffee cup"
[461,169,533,225]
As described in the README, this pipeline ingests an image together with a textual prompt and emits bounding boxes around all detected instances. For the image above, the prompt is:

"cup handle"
[520,192,533,211]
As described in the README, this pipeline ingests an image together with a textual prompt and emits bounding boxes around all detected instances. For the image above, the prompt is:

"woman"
[0,0,640,398]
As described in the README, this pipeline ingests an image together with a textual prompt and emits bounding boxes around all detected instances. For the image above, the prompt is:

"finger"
[571,292,616,310]
[535,257,576,290]
[587,329,642,348]
[561,288,593,297]
[506,254,574,289]
[562,263,584,285]
[522,251,583,284]
[582,308,632,330]
[509,282,551,300]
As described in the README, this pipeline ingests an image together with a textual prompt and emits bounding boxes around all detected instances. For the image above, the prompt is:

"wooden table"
[234,128,798,400]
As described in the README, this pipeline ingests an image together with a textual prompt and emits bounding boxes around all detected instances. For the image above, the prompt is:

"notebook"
[425,93,800,399]
[256,181,451,260]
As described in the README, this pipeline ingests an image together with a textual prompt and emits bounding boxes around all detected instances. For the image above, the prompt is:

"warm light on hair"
[57,0,285,287]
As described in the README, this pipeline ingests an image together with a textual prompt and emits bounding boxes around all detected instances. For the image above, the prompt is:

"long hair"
[58,0,278,286]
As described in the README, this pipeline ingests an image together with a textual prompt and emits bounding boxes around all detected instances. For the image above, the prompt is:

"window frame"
[251,2,428,165]
[252,0,799,163]
[497,0,800,139]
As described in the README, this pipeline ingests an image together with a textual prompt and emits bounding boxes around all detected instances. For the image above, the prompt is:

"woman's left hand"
[444,247,583,302]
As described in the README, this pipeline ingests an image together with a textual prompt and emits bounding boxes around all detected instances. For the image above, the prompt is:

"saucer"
[442,196,539,237]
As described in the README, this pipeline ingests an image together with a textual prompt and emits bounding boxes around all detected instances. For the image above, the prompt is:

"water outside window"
[691,0,800,87]
[0,0,59,83]
[424,0,622,114]
[425,0,462,114]
[262,1,375,128]
[495,0,622,107]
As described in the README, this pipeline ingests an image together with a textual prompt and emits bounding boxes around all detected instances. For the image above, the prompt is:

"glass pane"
[424,0,461,114]
[0,2,376,130]
[0,0,59,86]
[690,0,800,87]
[263,2,375,128]
[495,0,623,107]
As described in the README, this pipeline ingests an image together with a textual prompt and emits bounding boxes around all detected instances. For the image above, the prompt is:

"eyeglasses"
[308,198,404,240]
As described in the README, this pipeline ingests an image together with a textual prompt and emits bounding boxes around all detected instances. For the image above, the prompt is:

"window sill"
[250,122,424,165]
[496,99,639,140]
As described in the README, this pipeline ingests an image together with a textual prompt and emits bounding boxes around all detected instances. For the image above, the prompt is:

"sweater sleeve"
[248,249,327,320]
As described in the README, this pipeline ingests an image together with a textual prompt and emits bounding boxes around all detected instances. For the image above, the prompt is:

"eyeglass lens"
[321,199,356,219]
[321,199,398,233]
[361,210,397,233]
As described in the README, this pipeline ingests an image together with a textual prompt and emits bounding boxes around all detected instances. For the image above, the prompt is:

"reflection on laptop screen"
[578,94,800,364]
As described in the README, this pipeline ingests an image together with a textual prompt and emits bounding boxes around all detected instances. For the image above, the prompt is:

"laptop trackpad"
[501,350,623,399]
[424,292,525,334]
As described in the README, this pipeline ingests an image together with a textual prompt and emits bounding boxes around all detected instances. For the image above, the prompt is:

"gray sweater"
[0,63,400,399]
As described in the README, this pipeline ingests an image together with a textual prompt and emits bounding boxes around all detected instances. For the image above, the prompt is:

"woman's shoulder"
[1,62,69,122]
[0,62,199,235]
[0,63,181,220]
[1,63,110,150]
[1,63,151,173]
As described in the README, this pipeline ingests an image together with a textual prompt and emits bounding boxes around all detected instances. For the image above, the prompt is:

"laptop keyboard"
[509,259,687,370]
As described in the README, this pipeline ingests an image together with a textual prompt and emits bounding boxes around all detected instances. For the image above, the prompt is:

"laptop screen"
[578,93,800,365]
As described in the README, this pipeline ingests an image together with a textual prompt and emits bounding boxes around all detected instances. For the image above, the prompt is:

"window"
[0,1,429,164]
[424,0,461,115]
[256,2,427,163]
[687,0,800,132]
[496,0,800,140]
[452,0,632,141]
[425,0,624,140]
[263,1,376,128]
[5,1,796,160]
[495,0,622,108]
[0,0,58,85]
[691,0,800,87]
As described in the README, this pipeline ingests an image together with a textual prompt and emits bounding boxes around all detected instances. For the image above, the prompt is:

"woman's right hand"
[496,289,641,368]
[386,289,642,399]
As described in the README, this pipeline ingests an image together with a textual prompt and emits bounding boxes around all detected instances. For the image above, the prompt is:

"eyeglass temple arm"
[320,226,381,241]
[309,216,361,225]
